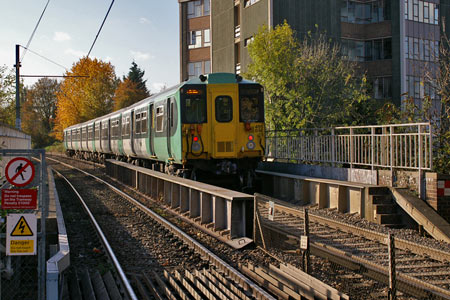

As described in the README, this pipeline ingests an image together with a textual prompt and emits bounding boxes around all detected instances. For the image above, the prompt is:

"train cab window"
[156,106,164,132]
[215,96,233,122]
[181,86,206,124]
[239,85,264,122]
[141,111,147,134]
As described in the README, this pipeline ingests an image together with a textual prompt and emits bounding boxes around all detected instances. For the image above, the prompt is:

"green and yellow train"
[64,73,265,188]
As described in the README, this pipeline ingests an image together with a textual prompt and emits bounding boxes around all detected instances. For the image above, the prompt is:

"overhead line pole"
[15,44,21,130]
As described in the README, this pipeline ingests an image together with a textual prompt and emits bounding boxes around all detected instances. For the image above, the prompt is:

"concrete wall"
[258,161,377,185]
[211,0,235,73]
[426,173,450,223]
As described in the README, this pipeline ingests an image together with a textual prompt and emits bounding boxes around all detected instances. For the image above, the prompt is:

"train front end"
[180,73,265,188]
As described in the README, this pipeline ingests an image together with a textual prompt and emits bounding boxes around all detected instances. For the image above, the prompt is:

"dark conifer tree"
[125,62,150,96]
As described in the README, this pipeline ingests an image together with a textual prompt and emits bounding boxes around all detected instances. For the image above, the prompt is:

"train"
[63,73,265,190]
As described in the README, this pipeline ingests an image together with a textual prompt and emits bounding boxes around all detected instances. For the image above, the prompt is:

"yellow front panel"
[209,84,239,158]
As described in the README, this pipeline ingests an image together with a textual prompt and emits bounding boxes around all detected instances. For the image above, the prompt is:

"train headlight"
[247,135,255,150]
[192,136,201,152]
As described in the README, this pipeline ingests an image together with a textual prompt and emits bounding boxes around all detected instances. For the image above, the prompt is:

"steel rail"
[256,193,450,261]
[50,165,138,300]
[256,194,450,299]
[50,157,276,300]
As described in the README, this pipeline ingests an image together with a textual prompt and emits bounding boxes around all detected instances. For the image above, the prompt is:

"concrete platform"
[257,169,378,218]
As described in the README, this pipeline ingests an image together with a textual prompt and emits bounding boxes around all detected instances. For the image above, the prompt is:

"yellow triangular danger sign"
[11,216,33,236]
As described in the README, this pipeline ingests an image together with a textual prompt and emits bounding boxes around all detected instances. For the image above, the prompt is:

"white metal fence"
[265,123,433,171]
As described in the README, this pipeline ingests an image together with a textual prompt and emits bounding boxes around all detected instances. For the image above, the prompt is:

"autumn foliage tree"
[113,62,150,111]
[0,65,17,126]
[54,57,116,140]
[22,78,59,148]
[113,78,149,111]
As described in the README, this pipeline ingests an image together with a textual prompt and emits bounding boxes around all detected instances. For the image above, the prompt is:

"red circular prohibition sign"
[5,157,35,187]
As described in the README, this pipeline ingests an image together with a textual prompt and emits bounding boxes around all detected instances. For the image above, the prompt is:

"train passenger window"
[141,111,147,134]
[239,85,264,122]
[135,113,141,134]
[156,106,164,132]
[102,122,108,139]
[95,124,100,140]
[88,125,93,141]
[215,96,233,122]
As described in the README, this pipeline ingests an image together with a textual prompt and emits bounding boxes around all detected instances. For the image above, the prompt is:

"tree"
[0,65,17,126]
[377,32,450,174]
[113,78,149,111]
[245,22,378,130]
[54,57,117,140]
[126,61,150,96]
[22,78,59,148]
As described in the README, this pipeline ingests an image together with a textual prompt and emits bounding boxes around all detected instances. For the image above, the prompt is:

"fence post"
[388,233,396,300]
[390,126,394,187]
[349,128,354,170]
[301,208,310,273]
[371,127,375,171]
[418,124,423,199]
[331,128,334,165]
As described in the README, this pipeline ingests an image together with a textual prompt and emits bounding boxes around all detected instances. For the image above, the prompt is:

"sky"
[0,0,180,93]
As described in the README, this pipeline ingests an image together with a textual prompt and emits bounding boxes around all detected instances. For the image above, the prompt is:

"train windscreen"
[239,85,264,122]
[181,85,207,124]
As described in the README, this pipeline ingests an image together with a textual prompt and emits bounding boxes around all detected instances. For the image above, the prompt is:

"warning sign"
[11,216,34,236]
[5,157,35,187]
[2,189,37,210]
[6,214,36,255]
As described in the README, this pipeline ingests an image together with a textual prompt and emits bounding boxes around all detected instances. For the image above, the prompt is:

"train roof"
[64,73,259,131]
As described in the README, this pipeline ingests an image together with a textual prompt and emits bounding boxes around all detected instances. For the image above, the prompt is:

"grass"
[45,141,65,154]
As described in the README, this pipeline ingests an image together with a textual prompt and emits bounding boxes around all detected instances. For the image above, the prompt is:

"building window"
[188,31,202,49]
[244,0,260,8]
[204,60,211,74]
[404,0,439,25]
[204,0,210,15]
[188,61,210,79]
[406,76,439,100]
[341,0,390,24]
[373,77,392,99]
[187,0,210,18]
[244,36,254,47]
[204,29,210,47]
[342,38,392,61]
[404,36,439,62]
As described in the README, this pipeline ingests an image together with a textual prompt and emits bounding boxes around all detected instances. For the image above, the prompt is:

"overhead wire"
[20,45,68,71]
[87,0,115,59]
[20,0,51,62]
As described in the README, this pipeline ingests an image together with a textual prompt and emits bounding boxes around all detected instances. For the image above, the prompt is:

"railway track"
[49,157,275,299]
[256,193,450,300]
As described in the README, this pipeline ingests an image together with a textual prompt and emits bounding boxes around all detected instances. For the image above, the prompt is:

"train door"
[166,98,172,158]
[210,85,239,158]
[149,103,155,157]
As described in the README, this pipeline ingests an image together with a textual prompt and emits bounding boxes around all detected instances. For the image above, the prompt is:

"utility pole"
[14,44,21,130]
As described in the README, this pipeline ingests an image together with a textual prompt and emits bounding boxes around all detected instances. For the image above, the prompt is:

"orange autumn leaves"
[54,57,116,140]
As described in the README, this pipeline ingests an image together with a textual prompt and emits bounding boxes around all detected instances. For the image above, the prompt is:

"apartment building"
[178,0,450,108]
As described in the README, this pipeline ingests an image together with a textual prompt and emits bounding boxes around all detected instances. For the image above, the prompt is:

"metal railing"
[265,123,432,171]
